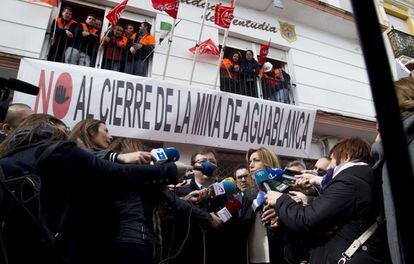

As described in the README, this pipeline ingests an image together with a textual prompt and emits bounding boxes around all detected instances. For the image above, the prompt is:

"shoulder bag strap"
[338,216,382,264]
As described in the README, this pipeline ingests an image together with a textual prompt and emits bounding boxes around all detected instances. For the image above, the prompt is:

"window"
[46,1,104,66]
[45,1,155,77]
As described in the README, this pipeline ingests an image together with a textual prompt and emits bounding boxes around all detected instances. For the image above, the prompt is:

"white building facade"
[0,0,379,170]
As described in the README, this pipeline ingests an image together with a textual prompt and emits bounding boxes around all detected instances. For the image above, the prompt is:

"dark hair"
[230,51,242,63]
[233,165,248,178]
[126,23,135,29]
[190,147,217,166]
[62,7,72,13]
[141,22,152,32]
[329,137,372,165]
[245,50,254,57]
[0,114,68,156]
[68,119,105,149]
[87,14,97,19]
[109,137,144,154]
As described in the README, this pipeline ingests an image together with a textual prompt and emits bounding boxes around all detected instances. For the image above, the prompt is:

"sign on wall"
[14,58,316,158]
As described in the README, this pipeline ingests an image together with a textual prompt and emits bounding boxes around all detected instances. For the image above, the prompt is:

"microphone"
[192,161,217,177]
[209,180,236,197]
[0,77,39,95]
[151,148,180,164]
[253,169,289,193]
[267,168,297,182]
[216,198,242,223]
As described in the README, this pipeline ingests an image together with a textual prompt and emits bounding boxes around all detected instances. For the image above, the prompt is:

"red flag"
[189,39,220,56]
[259,40,271,65]
[29,0,59,6]
[152,0,179,19]
[106,0,128,27]
[214,3,234,29]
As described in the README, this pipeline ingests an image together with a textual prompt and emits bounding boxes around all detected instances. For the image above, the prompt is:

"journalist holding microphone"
[263,137,390,263]
[0,114,185,264]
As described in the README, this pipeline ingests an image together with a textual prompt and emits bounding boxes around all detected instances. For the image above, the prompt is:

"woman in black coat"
[240,50,259,98]
[0,114,181,264]
[264,137,390,263]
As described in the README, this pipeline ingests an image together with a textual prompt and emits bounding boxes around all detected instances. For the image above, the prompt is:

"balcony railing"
[387,28,414,59]
[47,35,294,104]
[220,74,294,104]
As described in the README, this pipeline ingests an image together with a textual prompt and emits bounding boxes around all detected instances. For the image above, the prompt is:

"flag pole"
[213,0,236,90]
[189,0,209,85]
[162,18,177,80]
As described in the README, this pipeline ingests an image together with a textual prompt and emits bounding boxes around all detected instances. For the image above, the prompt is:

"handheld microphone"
[209,180,236,197]
[254,169,289,193]
[151,148,180,164]
[192,161,217,177]
[216,198,242,223]
[267,168,297,182]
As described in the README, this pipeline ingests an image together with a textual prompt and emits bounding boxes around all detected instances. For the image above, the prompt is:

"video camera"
[0,77,39,123]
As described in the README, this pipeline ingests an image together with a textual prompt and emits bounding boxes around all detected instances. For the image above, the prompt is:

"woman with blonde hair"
[245,147,288,264]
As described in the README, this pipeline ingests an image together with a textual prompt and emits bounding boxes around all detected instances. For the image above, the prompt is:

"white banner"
[14,58,316,158]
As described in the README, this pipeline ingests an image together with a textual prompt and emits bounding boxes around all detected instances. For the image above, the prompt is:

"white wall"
[1,0,374,122]
[0,0,52,58]
[148,0,375,120]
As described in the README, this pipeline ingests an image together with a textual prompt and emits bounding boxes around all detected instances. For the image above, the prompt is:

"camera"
[0,77,39,123]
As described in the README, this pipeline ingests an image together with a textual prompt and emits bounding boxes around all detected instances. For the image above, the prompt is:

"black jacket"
[0,141,179,264]
[240,58,259,81]
[275,164,388,264]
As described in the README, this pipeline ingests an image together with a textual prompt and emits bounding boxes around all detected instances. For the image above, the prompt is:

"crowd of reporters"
[2,78,413,264]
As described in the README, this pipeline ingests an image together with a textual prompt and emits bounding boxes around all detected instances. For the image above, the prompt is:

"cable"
[158,205,193,264]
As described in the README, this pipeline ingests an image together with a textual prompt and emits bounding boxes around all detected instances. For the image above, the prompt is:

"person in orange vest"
[101,24,128,71]
[220,51,241,94]
[65,14,99,67]
[125,22,156,76]
[47,7,78,62]
[259,62,285,102]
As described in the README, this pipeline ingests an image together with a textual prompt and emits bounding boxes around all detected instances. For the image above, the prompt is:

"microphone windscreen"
[222,180,236,194]
[200,161,217,177]
[164,147,180,162]
[7,78,39,95]
[226,198,242,214]
[253,169,270,188]
[267,168,284,181]
[222,177,236,184]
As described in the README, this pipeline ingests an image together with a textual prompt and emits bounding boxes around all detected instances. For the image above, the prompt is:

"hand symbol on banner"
[55,85,70,104]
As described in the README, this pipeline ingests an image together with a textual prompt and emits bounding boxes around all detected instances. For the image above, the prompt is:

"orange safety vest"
[103,34,128,60]
[259,68,284,87]
[220,58,239,79]
[56,18,77,29]
[131,33,156,46]
[81,23,99,35]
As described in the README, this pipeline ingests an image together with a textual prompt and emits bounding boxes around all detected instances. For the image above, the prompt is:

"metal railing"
[47,33,294,104]
[220,75,294,104]
[387,28,414,59]
[47,33,151,76]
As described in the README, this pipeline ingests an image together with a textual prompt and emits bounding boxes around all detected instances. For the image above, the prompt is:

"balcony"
[47,35,295,105]
[387,28,414,59]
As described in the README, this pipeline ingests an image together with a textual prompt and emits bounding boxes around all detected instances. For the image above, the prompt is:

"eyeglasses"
[236,174,248,180]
